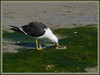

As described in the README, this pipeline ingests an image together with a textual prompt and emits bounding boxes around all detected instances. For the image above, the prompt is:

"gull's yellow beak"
[56,42,67,49]
[56,43,62,48]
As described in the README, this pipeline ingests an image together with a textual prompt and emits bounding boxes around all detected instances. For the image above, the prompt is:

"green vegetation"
[3,25,97,72]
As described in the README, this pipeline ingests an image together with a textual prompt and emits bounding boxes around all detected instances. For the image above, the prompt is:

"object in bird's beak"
[74,31,78,34]
[56,43,67,49]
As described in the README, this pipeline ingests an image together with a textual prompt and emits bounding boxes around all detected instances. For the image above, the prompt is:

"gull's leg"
[36,39,40,50]
[39,43,43,50]
[36,39,43,50]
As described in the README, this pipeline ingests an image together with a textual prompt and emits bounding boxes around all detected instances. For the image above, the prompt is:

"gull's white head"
[50,35,58,44]
[43,28,59,45]
[40,27,61,48]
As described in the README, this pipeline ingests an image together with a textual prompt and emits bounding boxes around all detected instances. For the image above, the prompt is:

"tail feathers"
[9,25,22,33]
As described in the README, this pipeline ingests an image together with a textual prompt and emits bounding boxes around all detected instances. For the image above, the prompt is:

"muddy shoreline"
[2,2,98,29]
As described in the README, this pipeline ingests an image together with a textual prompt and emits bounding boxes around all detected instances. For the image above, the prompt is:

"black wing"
[21,22,47,37]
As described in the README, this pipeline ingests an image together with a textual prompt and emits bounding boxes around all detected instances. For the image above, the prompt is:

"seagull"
[9,22,61,50]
